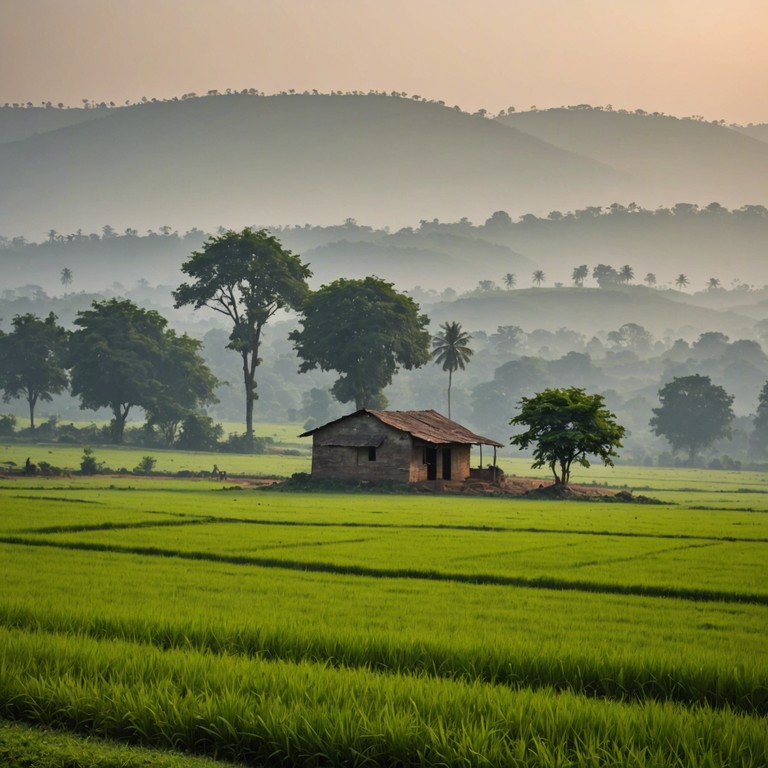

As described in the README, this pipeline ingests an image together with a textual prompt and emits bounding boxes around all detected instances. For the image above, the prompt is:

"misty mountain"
[426,285,756,340]
[0,105,114,145]
[733,123,768,144]
[497,108,768,207]
[0,94,628,237]
[2,204,766,295]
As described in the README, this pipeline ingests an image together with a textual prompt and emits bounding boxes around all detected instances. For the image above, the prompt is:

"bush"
[133,455,157,475]
[79,447,102,475]
[0,414,16,436]
[221,432,273,454]
[176,414,224,451]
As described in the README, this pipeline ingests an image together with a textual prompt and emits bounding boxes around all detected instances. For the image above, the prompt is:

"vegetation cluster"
[0,476,765,766]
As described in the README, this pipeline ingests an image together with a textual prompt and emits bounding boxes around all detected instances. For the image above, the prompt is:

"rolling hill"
[497,108,768,207]
[0,94,626,237]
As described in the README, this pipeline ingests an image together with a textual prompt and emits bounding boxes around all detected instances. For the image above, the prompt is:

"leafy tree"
[176,413,224,451]
[69,300,168,443]
[619,265,635,284]
[509,387,625,486]
[572,265,588,287]
[290,276,431,409]
[489,325,525,354]
[606,323,654,356]
[752,381,768,454]
[69,299,211,444]
[431,321,473,419]
[144,331,219,446]
[174,228,311,447]
[675,273,689,289]
[650,374,735,459]
[644,273,657,287]
[0,313,68,428]
[592,264,620,287]
[532,270,546,287]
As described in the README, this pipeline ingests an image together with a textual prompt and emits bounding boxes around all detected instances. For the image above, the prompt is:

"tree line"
[0,229,432,450]
[2,228,768,466]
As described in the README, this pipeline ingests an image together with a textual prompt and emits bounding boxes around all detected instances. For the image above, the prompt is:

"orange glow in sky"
[1,0,766,123]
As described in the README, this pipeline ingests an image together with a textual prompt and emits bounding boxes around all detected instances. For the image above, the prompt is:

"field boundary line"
[1,534,765,606]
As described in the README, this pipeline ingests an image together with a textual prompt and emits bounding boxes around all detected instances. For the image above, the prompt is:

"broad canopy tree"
[144,330,219,446]
[174,228,311,448]
[290,276,431,409]
[510,387,625,486]
[0,312,69,429]
[69,299,216,444]
[649,374,734,459]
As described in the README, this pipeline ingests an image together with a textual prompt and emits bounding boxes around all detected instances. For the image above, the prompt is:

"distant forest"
[1,202,766,293]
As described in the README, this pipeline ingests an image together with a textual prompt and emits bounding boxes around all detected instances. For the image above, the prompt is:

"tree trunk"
[243,351,255,451]
[447,369,453,420]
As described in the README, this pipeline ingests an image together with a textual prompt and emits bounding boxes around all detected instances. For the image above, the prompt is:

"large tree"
[290,276,431,409]
[0,313,68,429]
[69,300,168,443]
[69,299,216,444]
[174,228,311,447]
[431,321,473,419]
[144,330,219,446]
[650,374,734,459]
[509,387,625,486]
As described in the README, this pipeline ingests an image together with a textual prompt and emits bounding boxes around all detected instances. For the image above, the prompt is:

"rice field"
[0,462,766,766]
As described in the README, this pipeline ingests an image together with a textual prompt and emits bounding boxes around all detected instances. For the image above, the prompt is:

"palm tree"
[644,273,657,287]
[532,270,546,287]
[60,268,73,287]
[431,321,473,420]
[572,265,588,287]
[675,273,689,290]
[707,277,721,290]
[503,273,517,289]
[619,265,635,284]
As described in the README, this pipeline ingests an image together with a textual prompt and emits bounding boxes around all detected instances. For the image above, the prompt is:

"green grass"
[0,718,243,768]
[1,466,767,765]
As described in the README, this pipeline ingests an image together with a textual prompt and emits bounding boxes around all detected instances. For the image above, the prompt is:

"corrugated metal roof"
[301,409,503,447]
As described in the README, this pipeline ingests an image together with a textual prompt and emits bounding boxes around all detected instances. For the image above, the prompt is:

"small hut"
[301,409,502,484]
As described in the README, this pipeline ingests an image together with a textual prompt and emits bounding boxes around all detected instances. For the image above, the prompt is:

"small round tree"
[510,387,625,486]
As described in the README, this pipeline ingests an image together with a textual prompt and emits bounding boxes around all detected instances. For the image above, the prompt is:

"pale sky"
[1,0,767,123]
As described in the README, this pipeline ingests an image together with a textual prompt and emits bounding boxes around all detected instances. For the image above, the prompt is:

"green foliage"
[78,447,100,475]
[175,414,224,452]
[0,481,767,766]
[221,432,273,454]
[290,276,431,409]
[0,415,16,437]
[68,300,169,444]
[0,313,68,429]
[133,456,157,475]
[510,387,625,485]
[752,380,768,454]
[68,299,217,446]
[650,374,735,459]
[144,331,219,446]
[432,321,473,419]
[0,718,228,768]
[174,228,311,446]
